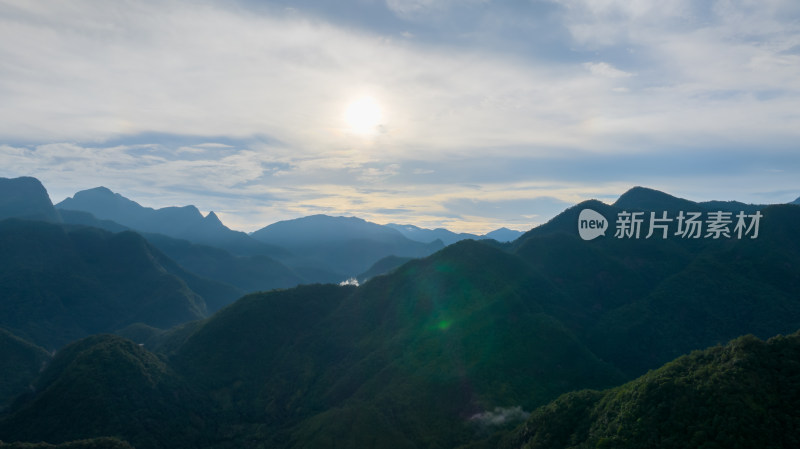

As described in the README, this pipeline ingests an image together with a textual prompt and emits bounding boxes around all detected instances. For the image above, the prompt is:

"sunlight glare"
[344,96,383,135]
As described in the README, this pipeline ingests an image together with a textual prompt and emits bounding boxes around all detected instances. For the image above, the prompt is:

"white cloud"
[1,0,799,232]
[1,0,798,156]
[584,62,634,78]
[385,0,489,18]
[469,406,530,427]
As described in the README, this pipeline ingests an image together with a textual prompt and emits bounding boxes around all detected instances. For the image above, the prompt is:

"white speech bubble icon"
[578,209,608,241]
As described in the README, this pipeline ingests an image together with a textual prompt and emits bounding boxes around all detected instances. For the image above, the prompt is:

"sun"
[344,96,383,135]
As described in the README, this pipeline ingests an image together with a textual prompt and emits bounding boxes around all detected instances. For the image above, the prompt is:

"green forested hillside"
[501,331,800,449]
[0,329,50,411]
[1,190,799,448]
[0,335,207,449]
[515,202,800,377]
[0,219,215,350]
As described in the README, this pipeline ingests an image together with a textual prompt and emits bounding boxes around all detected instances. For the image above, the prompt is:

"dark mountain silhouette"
[56,207,303,298]
[519,186,767,243]
[0,219,232,350]
[254,214,412,245]
[58,209,128,232]
[514,199,800,377]
[3,183,800,448]
[386,223,480,245]
[613,186,698,212]
[56,187,285,257]
[0,335,206,449]
[0,329,50,411]
[499,332,800,449]
[387,223,524,244]
[251,214,444,278]
[143,233,303,294]
[614,186,763,214]
[356,254,412,283]
[483,227,523,242]
[0,177,61,223]
[514,199,615,240]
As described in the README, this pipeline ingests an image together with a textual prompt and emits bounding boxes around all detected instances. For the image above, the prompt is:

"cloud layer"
[1,0,798,232]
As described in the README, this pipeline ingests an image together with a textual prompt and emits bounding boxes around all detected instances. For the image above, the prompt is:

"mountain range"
[56,187,286,258]
[55,185,502,281]
[251,214,444,278]
[385,223,523,245]
[1,176,799,448]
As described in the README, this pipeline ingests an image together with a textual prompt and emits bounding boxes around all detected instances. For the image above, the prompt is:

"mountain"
[483,227,524,242]
[386,223,481,245]
[792,196,800,205]
[514,198,800,377]
[500,331,800,449]
[519,186,767,242]
[3,244,623,448]
[3,185,800,448]
[614,186,763,214]
[251,214,445,278]
[0,219,225,350]
[58,209,128,233]
[387,223,524,245]
[613,186,699,212]
[58,206,303,297]
[254,214,414,245]
[0,335,206,449]
[56,187,284,257]
[0,329,50,411]
[356,254,413,283]
[143,233,303,293]
[0,177,61,223]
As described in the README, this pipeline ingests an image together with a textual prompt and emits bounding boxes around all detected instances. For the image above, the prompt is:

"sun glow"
[344,96,383,135]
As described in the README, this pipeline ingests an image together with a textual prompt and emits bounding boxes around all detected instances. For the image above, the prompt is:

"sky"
[1,0,799,234]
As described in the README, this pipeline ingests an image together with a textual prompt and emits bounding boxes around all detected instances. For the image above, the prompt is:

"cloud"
[1,0,799,233]
[584,62,634,78]
[469,406,530,427]
[385,0,489,18]
[2,0,797,157]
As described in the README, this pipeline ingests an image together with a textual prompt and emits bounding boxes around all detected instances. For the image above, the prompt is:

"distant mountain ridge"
[251,214,445,278]
[518,186,773,243]
[614,186,763,214]
[483,227,524,242]
[0,177,61,223]
[386,223,524,244]
[56,187,285,257]
[385,223,481,245]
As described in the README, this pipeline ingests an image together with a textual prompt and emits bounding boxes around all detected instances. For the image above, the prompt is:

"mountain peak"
[62,186,145,212]
[483,227,524,242]
[0,176,61,223]
[613,186,697,211]
[84,186,115,195]
[205,211,223,225]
